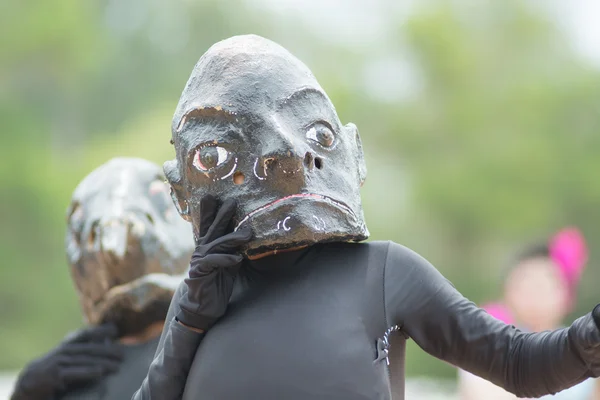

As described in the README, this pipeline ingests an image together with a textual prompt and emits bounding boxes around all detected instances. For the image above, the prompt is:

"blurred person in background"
[458,227,597,400]
[10,158,195,400]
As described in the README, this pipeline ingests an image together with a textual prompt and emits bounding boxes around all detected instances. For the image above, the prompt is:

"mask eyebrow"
[276,87,332,109]
[176,106,238,133]
[276,86,341,132]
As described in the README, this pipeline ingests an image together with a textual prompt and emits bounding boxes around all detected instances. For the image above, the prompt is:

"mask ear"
[163,160,191,222]
[345,123,367,186]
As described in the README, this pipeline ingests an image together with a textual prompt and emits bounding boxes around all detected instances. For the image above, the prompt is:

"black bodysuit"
[134,241,600,399]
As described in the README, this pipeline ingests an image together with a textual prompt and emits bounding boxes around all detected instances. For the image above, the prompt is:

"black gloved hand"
[176,196,252,332]
[11,323,123,400]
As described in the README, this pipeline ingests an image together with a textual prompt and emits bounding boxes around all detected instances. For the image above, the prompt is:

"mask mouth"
[82,230,156,309]
[234,193,356,231]
[91,272,184,322]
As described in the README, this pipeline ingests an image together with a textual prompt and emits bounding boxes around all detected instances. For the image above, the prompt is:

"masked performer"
[133,35,600,400]
[11,158,194,400]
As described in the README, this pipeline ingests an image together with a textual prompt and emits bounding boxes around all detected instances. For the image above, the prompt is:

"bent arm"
[383,242,600,398]
[132,282,204,400]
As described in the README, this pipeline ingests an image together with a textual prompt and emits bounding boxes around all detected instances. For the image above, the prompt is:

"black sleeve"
[131,282,204,400]
[155,281,185,354]
[383,241,600,398]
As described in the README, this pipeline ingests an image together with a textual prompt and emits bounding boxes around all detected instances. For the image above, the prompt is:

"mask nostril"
[304,152,314,170]
[314,157,323,170]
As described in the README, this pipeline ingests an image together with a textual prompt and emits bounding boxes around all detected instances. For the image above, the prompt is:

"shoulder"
[382,241,452,292]
[321,241,435,270]
[317,241,391,264]
[321,240,389,252]
[383,241,438,275]
[381,242,458,326]
[317,241,441,280]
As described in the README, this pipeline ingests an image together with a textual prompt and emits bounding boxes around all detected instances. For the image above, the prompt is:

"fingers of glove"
[59,365,116,387]
[59,343,124,360]
[189,253,243,278]
[197,227,253,256]
[198,195,219,239]
[202,199,238,243]
[64,323,119,344]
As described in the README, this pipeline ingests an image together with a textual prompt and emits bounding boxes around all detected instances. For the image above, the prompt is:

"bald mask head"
[66,158,194,335]
[166,35,368,257]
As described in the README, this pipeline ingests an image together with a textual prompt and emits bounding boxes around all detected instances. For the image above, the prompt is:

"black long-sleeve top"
[133,241,600,399]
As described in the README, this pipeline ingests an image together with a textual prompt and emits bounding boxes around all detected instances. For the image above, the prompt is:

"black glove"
[176,196,252,331]
[11,323,123,400]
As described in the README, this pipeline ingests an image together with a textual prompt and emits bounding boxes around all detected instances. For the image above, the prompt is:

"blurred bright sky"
[244,0,600,106]
[553,0,600,66]
[102,0,600,104]
[251,0,600,67]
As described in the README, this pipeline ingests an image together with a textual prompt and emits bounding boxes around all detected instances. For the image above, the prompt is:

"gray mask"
[166,35,369,257]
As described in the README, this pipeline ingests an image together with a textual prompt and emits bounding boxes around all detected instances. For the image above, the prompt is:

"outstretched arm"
[383,242,600,399]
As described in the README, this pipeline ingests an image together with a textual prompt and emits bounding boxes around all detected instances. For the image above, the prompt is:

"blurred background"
[2,0,600,397]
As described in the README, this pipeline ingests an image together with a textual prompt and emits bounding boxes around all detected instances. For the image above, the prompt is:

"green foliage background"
[1,0,599,379]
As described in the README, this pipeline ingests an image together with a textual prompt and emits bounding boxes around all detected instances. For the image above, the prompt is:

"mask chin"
[101,299,172,337]
[238,196,368,257]
[90,272,184,332]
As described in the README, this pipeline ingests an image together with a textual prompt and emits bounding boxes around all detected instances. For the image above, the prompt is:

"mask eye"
[306,124,334,148]
[193,145,230,171]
